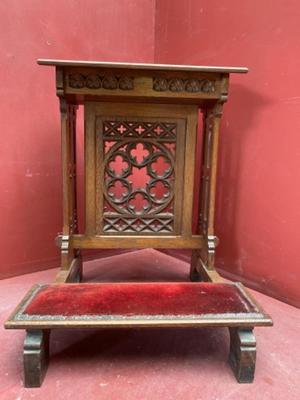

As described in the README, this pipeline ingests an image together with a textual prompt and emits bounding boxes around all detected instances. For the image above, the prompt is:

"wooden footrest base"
[5,282,272,387]
[5,282,272,329]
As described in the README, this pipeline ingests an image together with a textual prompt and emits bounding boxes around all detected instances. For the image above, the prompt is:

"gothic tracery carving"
[100,120,177,233]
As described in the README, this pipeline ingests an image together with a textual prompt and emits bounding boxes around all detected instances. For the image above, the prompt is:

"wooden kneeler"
[5,60,272,387]
[6,282,271,386]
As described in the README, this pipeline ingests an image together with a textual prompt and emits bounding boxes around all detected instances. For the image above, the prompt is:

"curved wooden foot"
[24,330,50,387]
[229,328,256,383]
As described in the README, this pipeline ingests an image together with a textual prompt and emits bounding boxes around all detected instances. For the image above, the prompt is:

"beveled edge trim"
[4,284,42,328]
[5,315,272,329]
[235,282,273,325]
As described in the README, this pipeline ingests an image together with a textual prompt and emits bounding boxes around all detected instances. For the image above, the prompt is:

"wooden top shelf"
[37,59,248,74]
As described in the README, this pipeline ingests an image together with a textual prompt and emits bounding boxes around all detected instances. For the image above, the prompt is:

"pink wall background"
[155,0,300,307]
[0,0,155,279]
[1,1,299,307]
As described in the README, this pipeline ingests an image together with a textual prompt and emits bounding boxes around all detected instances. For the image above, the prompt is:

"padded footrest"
[5,282,272,329]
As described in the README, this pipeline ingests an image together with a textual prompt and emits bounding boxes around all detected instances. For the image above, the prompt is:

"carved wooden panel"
[84,102,198,239]
[96,118,184,234]
[153,77,215,93]
[68,73,134,90]
[63,67,224,103]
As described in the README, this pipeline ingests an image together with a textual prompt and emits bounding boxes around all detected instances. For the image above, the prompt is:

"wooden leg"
[67,252,83,283]
[229,328,256,383]
[189,249,224,283]
[23,330,50,388]
[55,252,83,283]
[190,250,202,281]
[75,259,83,282]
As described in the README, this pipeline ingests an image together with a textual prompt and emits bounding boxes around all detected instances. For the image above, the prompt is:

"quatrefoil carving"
[101,120,177,233]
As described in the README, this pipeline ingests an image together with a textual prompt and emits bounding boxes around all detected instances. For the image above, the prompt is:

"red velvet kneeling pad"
[24,282,256,317]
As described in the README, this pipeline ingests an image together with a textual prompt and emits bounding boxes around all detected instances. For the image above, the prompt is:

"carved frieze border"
[67,73,216,94]
[153,77,215,93]
[68,73,134,90]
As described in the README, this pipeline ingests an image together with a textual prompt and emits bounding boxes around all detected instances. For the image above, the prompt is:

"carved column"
[59,99,79,269]
[190,100,224,281]
[56,67,82,279]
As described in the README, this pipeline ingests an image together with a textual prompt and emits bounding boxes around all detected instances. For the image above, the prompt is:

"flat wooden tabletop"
[37,59,248,74]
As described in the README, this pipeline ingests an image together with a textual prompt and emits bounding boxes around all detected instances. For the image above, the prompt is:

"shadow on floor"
[82,249,191,283]
[50,327,229,365]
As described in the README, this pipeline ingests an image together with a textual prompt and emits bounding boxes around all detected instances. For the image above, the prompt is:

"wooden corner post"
[55,67,82,283]
[190,77,228,283]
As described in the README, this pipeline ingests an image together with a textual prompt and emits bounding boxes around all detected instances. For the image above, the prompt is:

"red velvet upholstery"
[24,283,256,317]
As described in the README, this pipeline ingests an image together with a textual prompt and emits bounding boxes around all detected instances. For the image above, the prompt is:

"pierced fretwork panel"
[98,119,179,234]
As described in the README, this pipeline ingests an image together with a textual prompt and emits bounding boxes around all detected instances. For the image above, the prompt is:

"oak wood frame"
[5,60,273,386]
[54,63,230,283]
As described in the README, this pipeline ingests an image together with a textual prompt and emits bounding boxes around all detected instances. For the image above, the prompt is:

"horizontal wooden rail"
[59,234,204,249]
